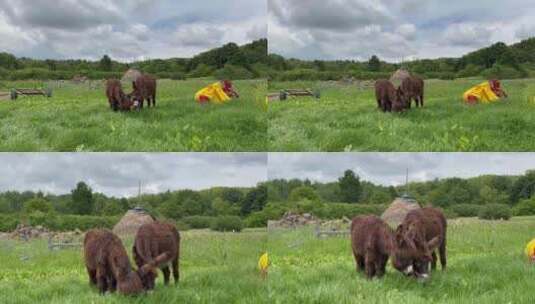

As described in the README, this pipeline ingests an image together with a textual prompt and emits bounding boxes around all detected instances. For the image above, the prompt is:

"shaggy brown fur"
[131,74,157,109]
[350,216,394,279]
[399,76,425,109]
[83,229,167,295]
[133,222,180,289]
[391,207,447,278]
[105,79,132,111]
[375,79,404,112]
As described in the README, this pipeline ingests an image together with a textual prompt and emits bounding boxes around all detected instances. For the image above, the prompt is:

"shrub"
[174,220,190,231]
[513,199,535,216]
[0,214,19,232]
[478,204,512,220]
[183,216,215,229]
[23,198,53,214]
[210,216,243,232]
[289,186,319,202]
[213,64,254,80]
[442,208,458,219]
[451,204,481,217]
[481,64,527,80]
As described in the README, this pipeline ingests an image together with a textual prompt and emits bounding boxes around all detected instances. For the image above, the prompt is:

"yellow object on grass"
[195,82,231,104]
[462,81,499,103]
[258,252,269,272]
[525,239,535,261]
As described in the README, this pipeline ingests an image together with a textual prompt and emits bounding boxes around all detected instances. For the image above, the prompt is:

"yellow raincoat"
[526,239,535,261]
[195,82,231,104]
[258,252,269,273]
[463,81,499,104]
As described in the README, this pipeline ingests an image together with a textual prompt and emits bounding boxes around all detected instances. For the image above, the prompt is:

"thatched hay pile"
[113,207,154,236]
[121,69,142,83]
[381,196,420,227]
[390,68,411,86]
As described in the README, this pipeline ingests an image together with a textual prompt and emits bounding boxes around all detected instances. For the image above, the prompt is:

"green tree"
[338,170,362,203]
[102,200,123,216]
[288,186,319,202]
[368,55,381,72]
[212,197,232,215]
[70,182,94,215]
[23,198,53,214]
[221,188,243,204]
[240,185,267,215]
[99,55,112,71]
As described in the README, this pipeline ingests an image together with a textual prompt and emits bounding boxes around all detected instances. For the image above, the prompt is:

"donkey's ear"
[427,237,441,252]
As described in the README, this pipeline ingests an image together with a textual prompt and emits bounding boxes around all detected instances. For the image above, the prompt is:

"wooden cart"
[268,89,321,102]
[10,88,53,100]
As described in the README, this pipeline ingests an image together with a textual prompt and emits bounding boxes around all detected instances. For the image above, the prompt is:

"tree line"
[0,181,267,232]
[268,37,535,81]
[263,169,535,220]
[0,39,268,81]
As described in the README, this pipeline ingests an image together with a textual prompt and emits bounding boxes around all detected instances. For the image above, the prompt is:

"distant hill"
[0,39,267,81]
[268,38,535,81]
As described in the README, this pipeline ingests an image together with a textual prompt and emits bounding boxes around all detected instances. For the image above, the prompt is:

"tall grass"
[0,229,268,304]
[0,79,267,151]
[269,79,535,151]
[267,217,535,303]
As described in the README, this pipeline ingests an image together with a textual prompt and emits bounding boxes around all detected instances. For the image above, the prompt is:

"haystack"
[113,207,154,236]
[121,69,142,82]
[390,68,411,85]
[381,195,420,227]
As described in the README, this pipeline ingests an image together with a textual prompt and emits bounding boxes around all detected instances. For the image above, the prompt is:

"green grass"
[269,79,535,151]
[0,79,267,151]
[0,229,268,304]
[268,216,535,303]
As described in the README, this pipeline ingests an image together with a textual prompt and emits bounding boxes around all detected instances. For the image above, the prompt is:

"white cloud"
[269,0,535,61]
[268,153,535,186]
[0,0,266,61]
[0,153,267,197]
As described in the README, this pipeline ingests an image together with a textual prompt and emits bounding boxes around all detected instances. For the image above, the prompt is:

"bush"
[174,220,190,231]
[23,198,53,214]
[481,64,527,80]
[244,202,286,228]
[213,64,254,80]
[210,216,243,232]
[289,186,319,202]
[513,199,535,216]
[183,216,215,229]
[478,204,512,220]
[451,204,481,217]
[0,214,19,232]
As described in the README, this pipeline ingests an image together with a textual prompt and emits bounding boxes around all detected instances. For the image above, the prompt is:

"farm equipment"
[9,87,53,100]
[268,88,321,102]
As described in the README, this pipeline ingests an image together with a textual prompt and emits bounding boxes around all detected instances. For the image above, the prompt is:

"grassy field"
[0,79,267,151]
[269,79,535,151]
[268,216,535,304]
[0,229,268,304]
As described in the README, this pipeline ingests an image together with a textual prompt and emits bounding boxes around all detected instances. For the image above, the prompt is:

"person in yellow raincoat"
[526,239,535,262]
[463,79,508,104]
[195,80,239,105]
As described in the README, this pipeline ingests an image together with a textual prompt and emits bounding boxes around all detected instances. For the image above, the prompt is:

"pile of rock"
[6,224,84,242]
[319,216,351,231]
[268,211,318,229]
[10,224,50,240]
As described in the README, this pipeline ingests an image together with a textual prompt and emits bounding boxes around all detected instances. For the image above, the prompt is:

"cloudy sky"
[0,0,266,61]
[0,153,267,197]
[268,153,535,186]
[269,0,535,62]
